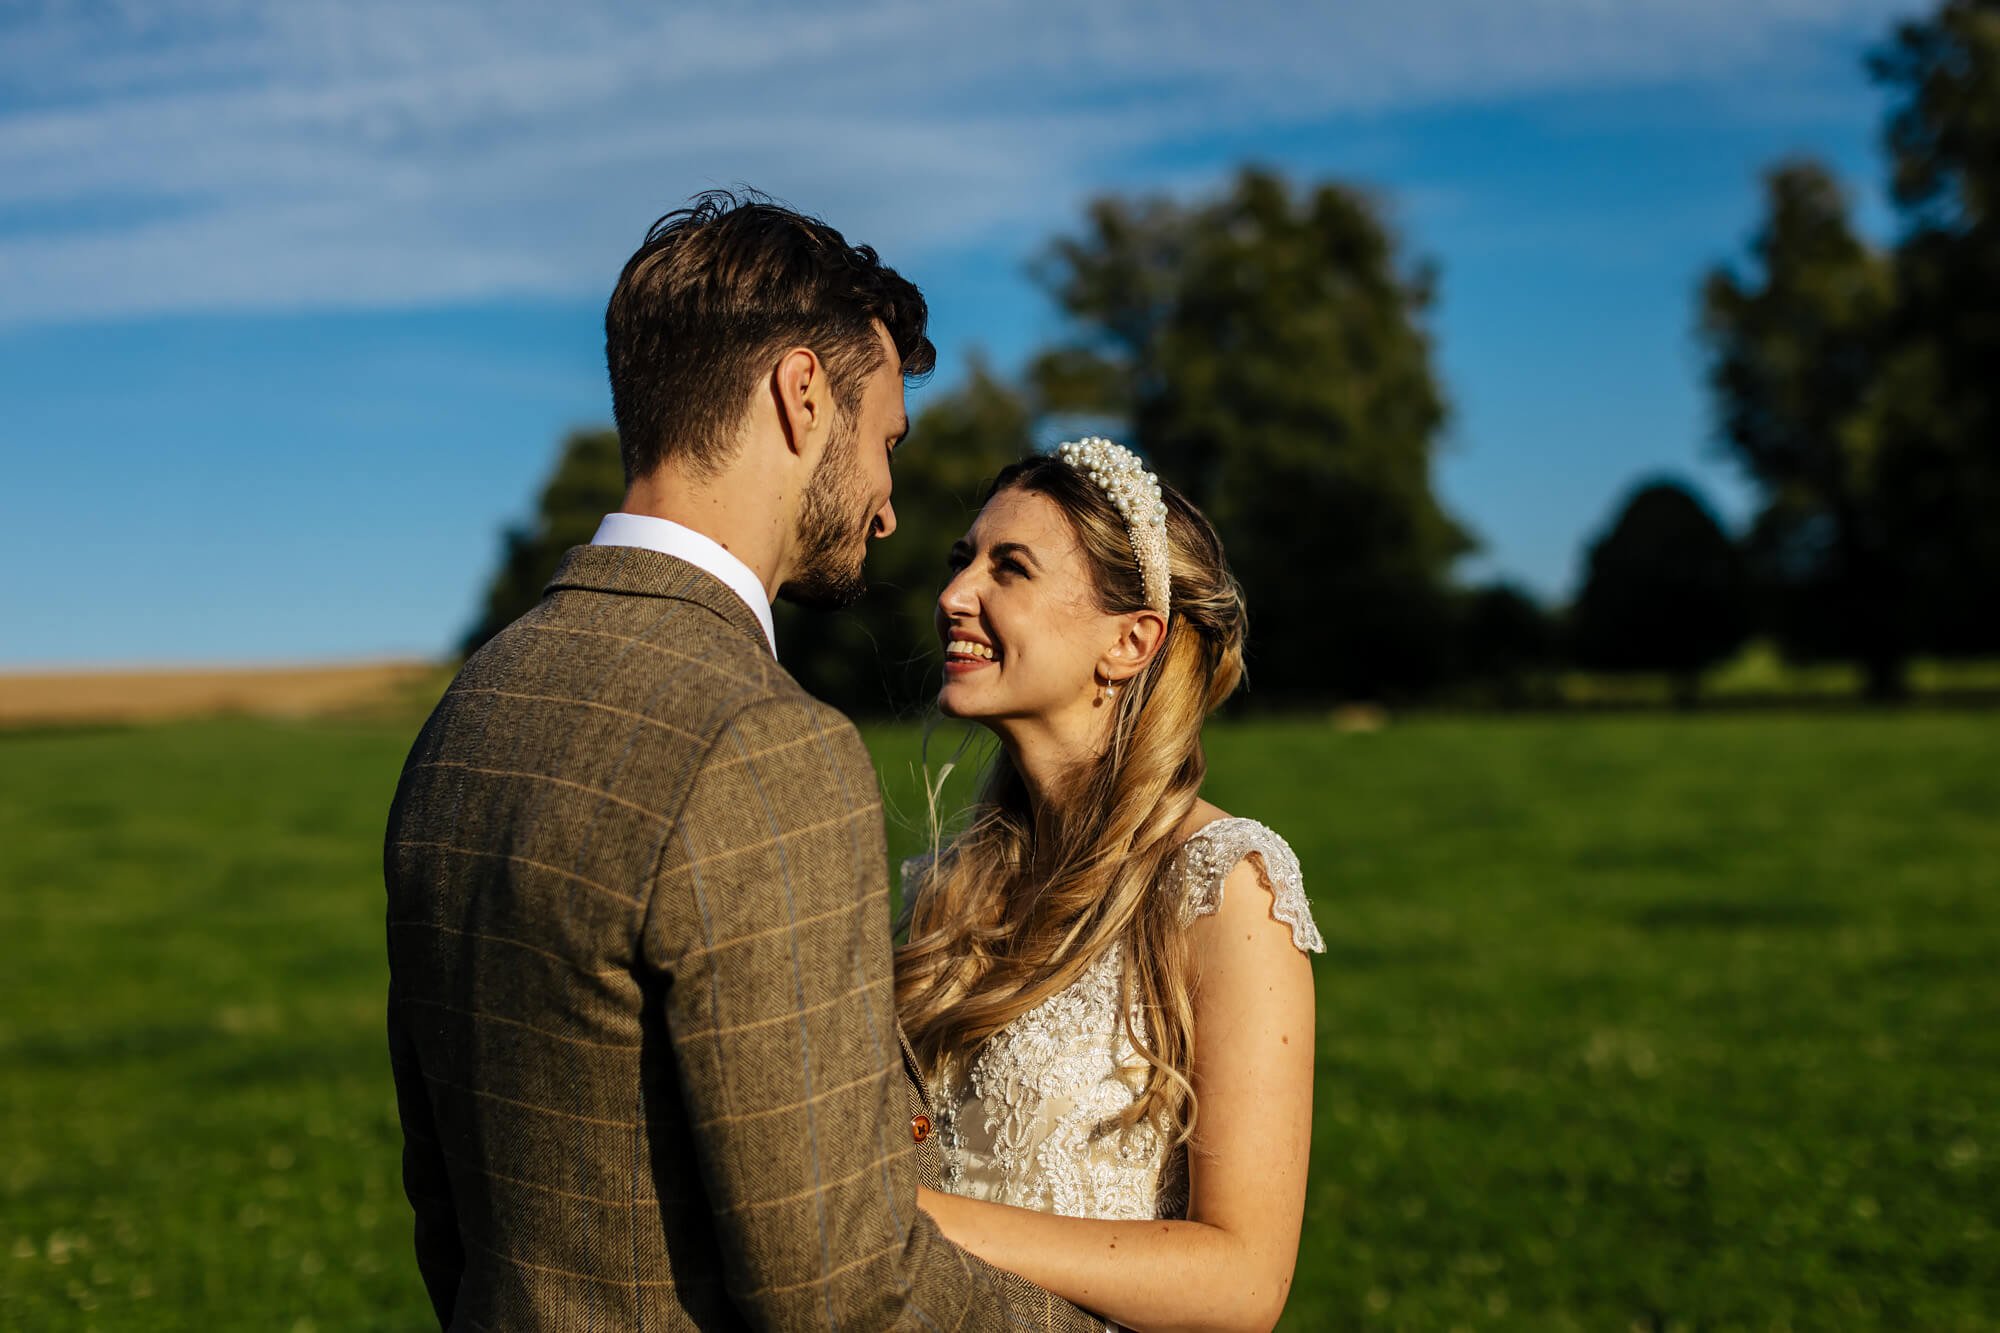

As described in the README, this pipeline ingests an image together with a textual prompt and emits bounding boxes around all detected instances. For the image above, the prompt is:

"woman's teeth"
[947,639,997,660]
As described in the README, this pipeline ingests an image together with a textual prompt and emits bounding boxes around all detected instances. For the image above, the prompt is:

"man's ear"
[772,346,827,458]
[1101,610,1168,684]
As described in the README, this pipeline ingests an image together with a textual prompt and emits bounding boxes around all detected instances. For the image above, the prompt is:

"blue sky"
[0,0,1927,668]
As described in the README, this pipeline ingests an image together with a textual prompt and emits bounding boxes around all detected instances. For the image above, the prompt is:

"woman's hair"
[893,454,1248,1142]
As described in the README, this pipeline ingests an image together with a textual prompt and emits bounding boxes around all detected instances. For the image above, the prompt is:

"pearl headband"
[1055,436,1171,614]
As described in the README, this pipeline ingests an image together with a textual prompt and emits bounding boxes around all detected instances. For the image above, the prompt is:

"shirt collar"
[589,512,776,654]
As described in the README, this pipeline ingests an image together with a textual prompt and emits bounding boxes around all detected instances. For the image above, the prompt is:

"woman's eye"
[997,559,1027,578]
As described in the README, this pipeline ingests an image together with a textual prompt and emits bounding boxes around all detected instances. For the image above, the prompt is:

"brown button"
[910,1113,932,1143]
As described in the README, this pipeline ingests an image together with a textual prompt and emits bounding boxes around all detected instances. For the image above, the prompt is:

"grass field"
[2,710,1995,1330]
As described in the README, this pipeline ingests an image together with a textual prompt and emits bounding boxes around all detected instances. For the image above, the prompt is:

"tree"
[461,428,625,655]
[466,168,1475,707]
[1868,0,2000,655]
[1697,161,1909,698]
[1452,582,1559,707]
[1699,2,2000,693]
[1873,0,2000,236]
[1031,167,1475,702]
[1570,480,1749,707]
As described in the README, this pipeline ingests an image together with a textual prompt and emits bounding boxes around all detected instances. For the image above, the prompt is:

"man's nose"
[871,499,896,540]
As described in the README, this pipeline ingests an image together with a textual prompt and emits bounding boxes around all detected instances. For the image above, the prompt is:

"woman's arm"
[917,853,1317,1333]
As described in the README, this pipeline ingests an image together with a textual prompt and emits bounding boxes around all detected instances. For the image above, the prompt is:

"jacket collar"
[543,545,774,657]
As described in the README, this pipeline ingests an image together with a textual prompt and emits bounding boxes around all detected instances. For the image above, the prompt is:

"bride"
[895,439,1323,1333]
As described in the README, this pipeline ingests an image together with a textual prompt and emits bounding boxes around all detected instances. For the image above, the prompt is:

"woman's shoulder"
[1168,803,1324,955]
[1168,798,1292,873]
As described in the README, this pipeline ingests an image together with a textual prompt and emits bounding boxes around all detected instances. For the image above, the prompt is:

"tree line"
[466,0,1998,714]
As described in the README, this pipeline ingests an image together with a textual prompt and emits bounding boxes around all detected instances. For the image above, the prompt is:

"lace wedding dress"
[902,817,1324,1225]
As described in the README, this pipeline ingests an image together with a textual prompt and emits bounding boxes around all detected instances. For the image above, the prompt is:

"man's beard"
[778,414,872,610]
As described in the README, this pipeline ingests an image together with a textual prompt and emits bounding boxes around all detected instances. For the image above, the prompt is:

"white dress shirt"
[589,512,776,655]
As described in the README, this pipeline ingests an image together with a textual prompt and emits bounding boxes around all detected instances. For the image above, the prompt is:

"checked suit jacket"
[385,544,1100,1331]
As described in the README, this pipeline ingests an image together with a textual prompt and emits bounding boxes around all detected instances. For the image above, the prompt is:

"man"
[385,193,1099,1330]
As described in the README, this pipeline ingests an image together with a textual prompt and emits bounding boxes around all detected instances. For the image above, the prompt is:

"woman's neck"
[990,705,1108,824]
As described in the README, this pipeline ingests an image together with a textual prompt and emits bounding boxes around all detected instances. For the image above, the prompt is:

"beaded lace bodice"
[902,817,1323,1223]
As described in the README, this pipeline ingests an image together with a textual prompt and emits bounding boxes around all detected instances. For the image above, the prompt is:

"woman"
[895,439,1324,1333]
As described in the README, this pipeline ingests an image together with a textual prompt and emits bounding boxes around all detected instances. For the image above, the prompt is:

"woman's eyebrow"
[990,541,1040,570]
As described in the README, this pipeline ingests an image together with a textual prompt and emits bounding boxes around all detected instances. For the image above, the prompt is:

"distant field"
[0,662,444,728]
[2,643,1993,730]
[2,710,1995,1329]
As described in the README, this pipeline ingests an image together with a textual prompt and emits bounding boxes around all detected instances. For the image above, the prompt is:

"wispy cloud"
[0,0,1925,325]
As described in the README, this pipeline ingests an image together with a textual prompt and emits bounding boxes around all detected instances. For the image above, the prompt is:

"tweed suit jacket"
[385,544,1101,1331]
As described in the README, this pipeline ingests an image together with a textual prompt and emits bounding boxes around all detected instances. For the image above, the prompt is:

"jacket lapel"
[897,1023,932,1110]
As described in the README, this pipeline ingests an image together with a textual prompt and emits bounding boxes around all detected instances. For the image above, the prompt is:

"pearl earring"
[1098,680,1119,704]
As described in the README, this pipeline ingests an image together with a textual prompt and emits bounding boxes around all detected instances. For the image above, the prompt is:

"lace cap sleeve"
[1176,818,1324,954]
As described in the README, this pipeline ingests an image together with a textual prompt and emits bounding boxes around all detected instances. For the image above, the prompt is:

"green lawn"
[2,712,1995,1330]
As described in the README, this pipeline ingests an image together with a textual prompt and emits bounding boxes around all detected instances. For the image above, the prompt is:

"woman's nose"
[937,566,978,618]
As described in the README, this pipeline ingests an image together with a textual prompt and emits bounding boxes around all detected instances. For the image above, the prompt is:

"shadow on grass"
[0,720,144,743]
[1630,899,1845,930]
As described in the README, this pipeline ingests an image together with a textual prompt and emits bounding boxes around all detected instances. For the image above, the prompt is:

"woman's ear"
[1100,609,1168,684]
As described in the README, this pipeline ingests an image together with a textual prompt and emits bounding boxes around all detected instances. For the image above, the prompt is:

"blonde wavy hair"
[894,454,1248,1141]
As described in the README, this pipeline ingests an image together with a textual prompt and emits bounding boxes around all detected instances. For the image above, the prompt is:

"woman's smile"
[942,635,1001,674]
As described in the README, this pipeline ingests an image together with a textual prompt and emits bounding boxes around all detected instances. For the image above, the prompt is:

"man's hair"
[605,190,935,481]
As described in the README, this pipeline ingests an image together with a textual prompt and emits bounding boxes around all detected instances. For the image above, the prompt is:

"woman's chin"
[936,681,994,721]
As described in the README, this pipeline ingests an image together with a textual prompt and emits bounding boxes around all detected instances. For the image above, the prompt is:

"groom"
[385,194,1096,1330]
